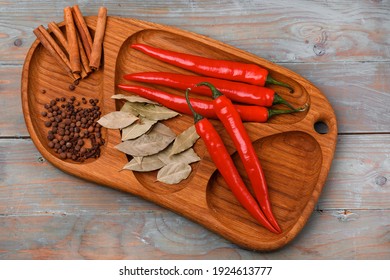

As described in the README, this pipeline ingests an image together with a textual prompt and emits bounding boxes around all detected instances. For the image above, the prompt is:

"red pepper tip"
[272,222,282,234]
[130,43,142,48]
[123,73,131,80]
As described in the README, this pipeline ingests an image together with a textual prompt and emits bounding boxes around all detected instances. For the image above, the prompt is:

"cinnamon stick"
[80,63,88,79]
[49,21,92,80]
[72,5,93,60]
[89,7,107,70]
[64,6,81,74]
[33,25,80,81]
[37,25,71,70]
[48,22,68,50]
[77,33,92,77]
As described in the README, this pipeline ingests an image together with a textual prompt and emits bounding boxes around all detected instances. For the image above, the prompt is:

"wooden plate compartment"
[22,16,337,251]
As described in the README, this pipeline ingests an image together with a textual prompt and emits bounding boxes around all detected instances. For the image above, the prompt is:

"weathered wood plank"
[0,66,28,137]
[0,210,388,259]
[2,62,389,137]
[0,138,163,215]
[283,61,390,133]
[1,0,389,259]
[1,0,389,64]
[1,135,389,216]
[319,134,390,210]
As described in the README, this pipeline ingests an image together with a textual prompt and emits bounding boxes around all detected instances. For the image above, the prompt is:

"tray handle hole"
[314,120,329,134]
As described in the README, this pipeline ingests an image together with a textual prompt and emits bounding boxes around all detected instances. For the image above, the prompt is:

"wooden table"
[1,0,389,259]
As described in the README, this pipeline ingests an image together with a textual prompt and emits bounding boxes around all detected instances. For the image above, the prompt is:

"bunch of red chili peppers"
[118,44,307,234]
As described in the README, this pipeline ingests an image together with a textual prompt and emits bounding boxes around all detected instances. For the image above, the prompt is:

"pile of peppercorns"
[41,96,104,162]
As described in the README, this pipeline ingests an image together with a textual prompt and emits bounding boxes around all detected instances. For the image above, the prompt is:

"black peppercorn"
[43,96,103,162]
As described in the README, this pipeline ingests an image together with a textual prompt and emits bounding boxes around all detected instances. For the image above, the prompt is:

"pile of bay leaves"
[97,94,201,184]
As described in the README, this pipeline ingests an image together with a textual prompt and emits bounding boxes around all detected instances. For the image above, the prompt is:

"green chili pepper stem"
[266,76,294,93]
[185,88,204,123]
[267,103,309,119]
[273,93,298,110]
[196,82,223,99]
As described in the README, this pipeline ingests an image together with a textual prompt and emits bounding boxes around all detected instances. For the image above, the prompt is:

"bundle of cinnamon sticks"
[33,5,107,82]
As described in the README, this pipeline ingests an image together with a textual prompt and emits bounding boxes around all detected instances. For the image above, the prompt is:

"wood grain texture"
[283,62,390,133]
[1,136,388,216]
[0,66,28,137]
[21,16,338,250]
[1,0,389,259]
[0,139,162,216]
[0,210,389,260]
[319,134,390,210]
[1,1,389,64]
[2,62,389,137]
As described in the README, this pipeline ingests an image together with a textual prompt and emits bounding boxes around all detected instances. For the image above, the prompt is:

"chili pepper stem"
[185,88,203,123]
[268,103,309,119]
[273,93,298,110]
[266,75,294,93]
[196,81,223,99]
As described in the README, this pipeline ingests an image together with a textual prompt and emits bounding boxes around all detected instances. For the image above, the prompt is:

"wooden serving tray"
[21,16,337,251]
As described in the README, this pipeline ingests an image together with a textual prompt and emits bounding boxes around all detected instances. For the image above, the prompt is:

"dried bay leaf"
[170,125,200,156]
[120,102,139,116]
[151,122,176,138]
[157,162,192,184]
[172,148,200,165]
[158,145,200,165]
[97,111,138,129]
[115,123,176,157]
[121,117,157,141]
[133,156,143,165]
[125,102,179,121]
[112,94,158,104]
[115,135,162,156]
[122,154,165,172]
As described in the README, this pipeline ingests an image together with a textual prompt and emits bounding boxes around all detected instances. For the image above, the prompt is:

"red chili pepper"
[117,84,303,122]
[184,89,280,233]
[198,81,281,232]
[124,72,295,108]
[130,44,294,92]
